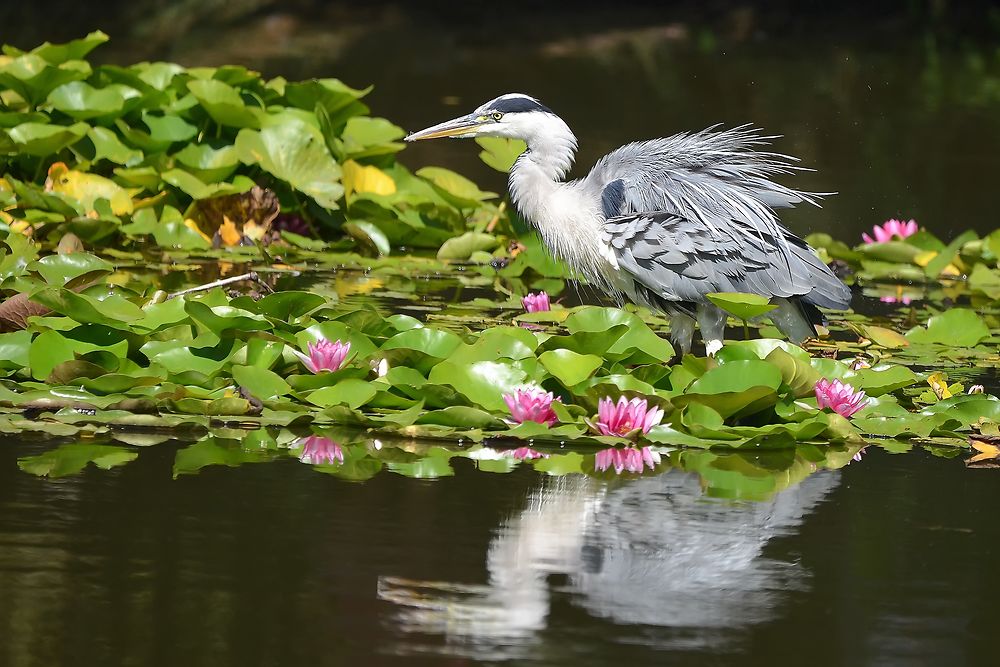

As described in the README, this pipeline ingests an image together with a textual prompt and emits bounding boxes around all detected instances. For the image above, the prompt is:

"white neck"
[509,114,577,188]
[507,115,614,287]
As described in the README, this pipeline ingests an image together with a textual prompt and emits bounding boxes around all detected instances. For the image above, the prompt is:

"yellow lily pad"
[45,161,133,215]
[342,159,396,201]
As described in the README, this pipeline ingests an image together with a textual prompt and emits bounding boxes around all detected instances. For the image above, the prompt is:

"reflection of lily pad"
[18,443,137,477]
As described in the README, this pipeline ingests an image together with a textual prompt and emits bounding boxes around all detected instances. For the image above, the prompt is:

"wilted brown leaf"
[195,185,279,238]
[56,232,84,254]
[0,293,51,332]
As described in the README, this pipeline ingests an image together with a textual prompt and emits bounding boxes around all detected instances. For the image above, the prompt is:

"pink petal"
[643,406,664,433]
[641,447,660,469]
[291,348,319,373]
[503,393,519,417]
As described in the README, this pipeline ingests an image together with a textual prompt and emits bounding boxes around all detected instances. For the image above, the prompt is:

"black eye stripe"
[488,96,553,115]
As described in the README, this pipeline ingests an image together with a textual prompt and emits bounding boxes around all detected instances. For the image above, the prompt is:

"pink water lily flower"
[293,338,351,373]
[521,292,551,313]
[503,386,559,426]
[594,446,661,474]
[850,446,868,464]
[862,218,918,244]
[592,396,664,437]
[503,447,549,460]
[297,436,344,465]
[815,378,869,418]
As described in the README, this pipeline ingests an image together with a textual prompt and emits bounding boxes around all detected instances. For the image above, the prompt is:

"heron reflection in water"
[406,93,851,355]
[378,457,839,659]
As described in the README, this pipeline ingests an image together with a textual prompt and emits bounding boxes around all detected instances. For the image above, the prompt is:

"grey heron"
[405,93,851,355]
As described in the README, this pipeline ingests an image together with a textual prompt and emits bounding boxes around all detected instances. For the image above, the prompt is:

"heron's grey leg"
[768,298,815,344]
[696,303,728,356]
[668,313,696,357]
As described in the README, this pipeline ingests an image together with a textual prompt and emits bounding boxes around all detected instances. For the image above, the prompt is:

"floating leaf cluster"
[808,224,1000,304]
[0,237,997,453]
[0,32,518,257]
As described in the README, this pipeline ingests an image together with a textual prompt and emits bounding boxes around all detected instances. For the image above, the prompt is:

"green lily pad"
[673,360,783,419]
[29,31,109,65]
[476,136,527,172]
[2,121,89,156]
[88,126,143,166]
[343,221,391,256]
[184,301,271,337]
[764,347,822,398]
[141,112,198,143]
[235,118,344,208]
[415,406,504,428]
[306,379,377,409]
[0,54,92,105]
[924,230,976,278]
[233,364,291,401]
[417,166,495,206]
[0,330,32,369]
[340,116,405,158]
[173,143,240,182]
[706,292,778,320]
[854,240,923,264]
[232,291,325,321]
[437,232,497,260]
[32,252,112,286]
[161,170,254,201]
[538,349,602,387]
[906,309,989,347]
[846,365,918,397]
[48,81,140,119]
[30,289,145,330]
[187,79,261,128]
[428,359,529,412]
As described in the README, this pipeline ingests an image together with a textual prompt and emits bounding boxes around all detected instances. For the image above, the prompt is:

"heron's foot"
[704,339,723,357]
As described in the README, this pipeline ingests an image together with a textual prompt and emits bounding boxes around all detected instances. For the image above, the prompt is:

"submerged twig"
[167,272,272,299]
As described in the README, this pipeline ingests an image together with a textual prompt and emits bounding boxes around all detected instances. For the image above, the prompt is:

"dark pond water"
[80,3,1000,245]
[0,437,996,667]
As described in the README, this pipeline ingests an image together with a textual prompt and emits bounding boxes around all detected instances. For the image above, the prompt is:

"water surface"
[1,438,996,666]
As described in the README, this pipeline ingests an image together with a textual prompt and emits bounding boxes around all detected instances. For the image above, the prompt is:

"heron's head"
[404,93,560,143]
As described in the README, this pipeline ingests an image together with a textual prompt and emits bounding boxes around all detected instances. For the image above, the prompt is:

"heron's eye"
[491,112,503,121]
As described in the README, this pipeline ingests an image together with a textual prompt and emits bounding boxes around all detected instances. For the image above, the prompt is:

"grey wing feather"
[588,125,850,309]
[602,212,798,304]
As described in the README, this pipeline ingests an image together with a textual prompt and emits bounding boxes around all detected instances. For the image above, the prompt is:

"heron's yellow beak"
[404,113,483,142]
